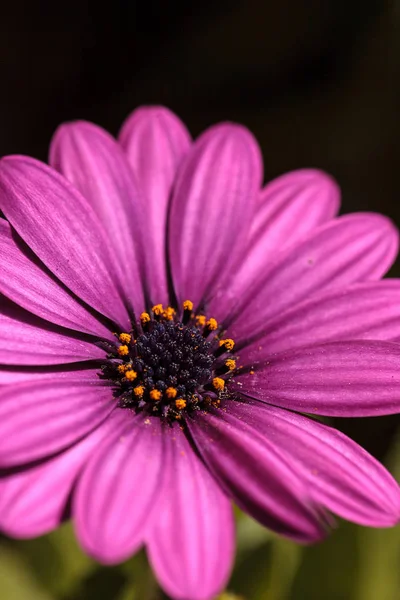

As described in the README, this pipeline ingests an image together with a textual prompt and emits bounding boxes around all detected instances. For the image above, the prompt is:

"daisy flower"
[0,106,399,600]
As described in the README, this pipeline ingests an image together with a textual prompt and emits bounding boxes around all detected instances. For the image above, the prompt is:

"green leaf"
[236,512,273,555]
[353,430,400,600]
[291,521,359,600]
[11,523,95,597]
[0,542,52,600]
[253,536,302,600]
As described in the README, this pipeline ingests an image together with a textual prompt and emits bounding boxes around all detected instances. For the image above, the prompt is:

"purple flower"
[0,106,400,600]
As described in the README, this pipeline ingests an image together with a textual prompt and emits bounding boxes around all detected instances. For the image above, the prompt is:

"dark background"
[0,3,399,597]
[1,1,398,213]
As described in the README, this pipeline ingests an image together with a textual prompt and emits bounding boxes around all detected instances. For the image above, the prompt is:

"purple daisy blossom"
[0,105,400,600]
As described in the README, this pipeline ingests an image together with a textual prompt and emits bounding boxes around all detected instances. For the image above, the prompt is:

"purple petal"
[147,425,235,600]
[225,213,399,342]
[119,106,191,303]
[235,340,400,416]
[0,416,114,538]
[188,409,327,543]
[0,299,104,365]
[50,121,147,312]
[0,368,77,386]
[169,123,262,308]
[74,411,165,564]
[0,370,114,466]
[0,220,112,339]
[0,156,131,330]
[210,169,339,313]
[229,401,400,527]
[253,169,340,238]
[240,279,400,361]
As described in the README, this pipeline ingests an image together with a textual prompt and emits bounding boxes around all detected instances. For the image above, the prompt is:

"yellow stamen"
[133,386,144,398]
[206,318,218,331]
[125,369,137,381]
[183,300,194,311]
[140,312,151,326]
[117,345,129,356]
[219,338,235,351]
[166,387,178,399]
[212,377,225,391]
[119,333,131,344]
[196,315,207,327]
[175,398,187,410]
[118,364,128,374]
[150,389,162,401]
[152,304,164,316]
[225,359,236,371]
[163,306,176,321]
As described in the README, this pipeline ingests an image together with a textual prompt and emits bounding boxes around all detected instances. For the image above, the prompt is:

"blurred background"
[1,1,400,598]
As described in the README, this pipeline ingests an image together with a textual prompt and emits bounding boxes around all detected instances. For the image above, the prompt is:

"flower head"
[0,106,400,600]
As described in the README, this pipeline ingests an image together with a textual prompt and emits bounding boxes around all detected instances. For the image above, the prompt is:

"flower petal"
[0,299,104,365]
[74,411,165,564]
[188,408,327,543]
[240,279,400,360]
[229,401,400,527]
[225,213,399,342]
[211,169,339,310]
[235,340,400,416]
[0,156,131,330]
[147,425,235,600]
[50,121,146,312]
[0,368,76,386]
[0,370,114,466]
[0,416,115,538]
[169,123,262,308]
[253,169,340,240]
[119,106,191,303]
[0,219,112,339]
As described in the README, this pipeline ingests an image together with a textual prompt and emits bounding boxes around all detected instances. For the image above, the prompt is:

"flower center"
[100,301,238,421]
